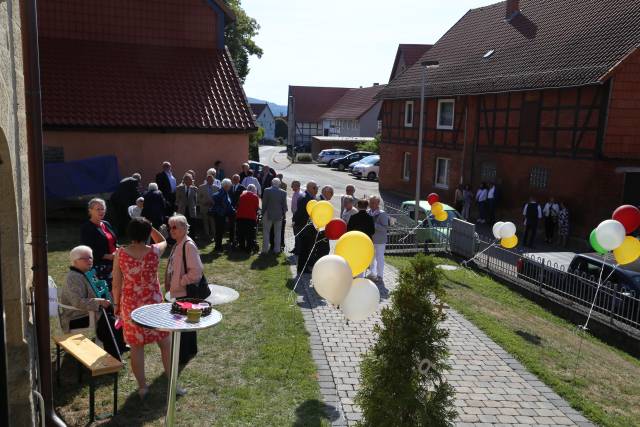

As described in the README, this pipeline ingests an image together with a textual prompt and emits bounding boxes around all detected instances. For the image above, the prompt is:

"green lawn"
[388,255,640,427]
[48,218,330,426]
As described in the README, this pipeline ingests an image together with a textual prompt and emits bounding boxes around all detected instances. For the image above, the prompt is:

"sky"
[242,0,497,106]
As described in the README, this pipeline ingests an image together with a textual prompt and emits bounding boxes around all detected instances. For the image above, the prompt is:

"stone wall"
[0,0,36,424]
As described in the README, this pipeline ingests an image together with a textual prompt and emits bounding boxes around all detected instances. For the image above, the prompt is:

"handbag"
[182,241,211,299]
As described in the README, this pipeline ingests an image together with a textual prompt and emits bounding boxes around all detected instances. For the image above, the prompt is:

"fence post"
[609,283,617,324]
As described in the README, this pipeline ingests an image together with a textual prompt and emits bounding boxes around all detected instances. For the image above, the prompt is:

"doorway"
[623,172,640,206]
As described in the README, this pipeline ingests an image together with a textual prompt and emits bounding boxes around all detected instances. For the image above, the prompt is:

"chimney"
[373,83,379,86]
[505,0,519,20]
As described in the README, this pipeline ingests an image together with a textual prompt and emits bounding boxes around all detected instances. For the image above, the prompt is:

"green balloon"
[590,229,607,254]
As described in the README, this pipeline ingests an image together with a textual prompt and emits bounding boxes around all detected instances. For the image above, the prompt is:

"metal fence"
[383,210,640,333]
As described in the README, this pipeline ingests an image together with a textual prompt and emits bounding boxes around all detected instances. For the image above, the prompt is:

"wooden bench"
[54,333,123,422]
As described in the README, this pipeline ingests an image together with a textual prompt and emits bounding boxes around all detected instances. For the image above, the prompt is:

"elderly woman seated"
[59,245,127,359]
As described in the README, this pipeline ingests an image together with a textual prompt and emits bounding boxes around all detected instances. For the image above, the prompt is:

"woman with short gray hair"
[81,198,118,284]
[141,182,168,228]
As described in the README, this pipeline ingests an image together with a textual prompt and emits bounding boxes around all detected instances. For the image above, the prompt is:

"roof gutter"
[23,0,66,425]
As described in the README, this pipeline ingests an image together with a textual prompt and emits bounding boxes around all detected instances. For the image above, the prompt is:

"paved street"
[269,146,593,426]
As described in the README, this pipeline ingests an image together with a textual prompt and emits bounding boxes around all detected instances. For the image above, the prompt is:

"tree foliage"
[355,254,456,427]
[275,117,288,140]
[248,127,264,161]
[224,0,263,82]
[356,134,381,154]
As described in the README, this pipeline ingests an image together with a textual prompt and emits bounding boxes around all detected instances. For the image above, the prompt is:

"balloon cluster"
[312,230,379,321]
[306,199,349,239]
[590,205,640,265]
[492,221,518,248]
[427,193,448,222]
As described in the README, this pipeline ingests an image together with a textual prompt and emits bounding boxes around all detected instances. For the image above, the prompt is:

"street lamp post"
[414,60,439,224]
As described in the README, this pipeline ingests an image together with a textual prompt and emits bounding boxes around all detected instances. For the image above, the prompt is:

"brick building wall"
[379,75,640,237]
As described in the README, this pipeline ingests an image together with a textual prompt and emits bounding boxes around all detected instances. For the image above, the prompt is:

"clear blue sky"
[242,0,498,105]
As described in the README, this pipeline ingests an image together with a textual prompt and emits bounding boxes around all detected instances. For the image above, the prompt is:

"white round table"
[131,303,222,427]
[164,284,239,306]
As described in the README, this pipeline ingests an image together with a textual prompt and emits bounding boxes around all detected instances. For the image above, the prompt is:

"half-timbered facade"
[378,0,640,237]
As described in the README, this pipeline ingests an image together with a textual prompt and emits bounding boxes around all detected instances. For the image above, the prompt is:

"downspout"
[460,99,468,185]
[22,0,66,425]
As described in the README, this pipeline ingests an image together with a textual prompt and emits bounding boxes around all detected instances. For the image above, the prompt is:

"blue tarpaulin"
[45,155,121,199]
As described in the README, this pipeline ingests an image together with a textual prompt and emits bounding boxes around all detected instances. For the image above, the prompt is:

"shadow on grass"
[293,399,340,427]
[106,375,168,426]
[250,253,280,270]
[516,330,543,346]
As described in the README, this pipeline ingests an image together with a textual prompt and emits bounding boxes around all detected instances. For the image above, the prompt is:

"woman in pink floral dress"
[112,217,171,398]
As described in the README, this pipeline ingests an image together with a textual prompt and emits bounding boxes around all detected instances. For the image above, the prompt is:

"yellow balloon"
[434,211,448,222]
[501,235,518,249]
[613,236,640,265]
[311,201,334,229]
[306,199,318,216]
[335,231,374,276]
[430,202,444,214]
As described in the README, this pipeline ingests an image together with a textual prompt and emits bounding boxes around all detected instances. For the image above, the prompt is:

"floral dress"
[558,208,570,237]
[118,246,169,345]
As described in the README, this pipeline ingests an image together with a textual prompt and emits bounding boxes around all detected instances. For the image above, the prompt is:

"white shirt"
[476,189,488,202]
[487,186,496,199]
[166,170,177,192]
[543,202,560,218]
[241,176,261,195]
[128,205,143,218]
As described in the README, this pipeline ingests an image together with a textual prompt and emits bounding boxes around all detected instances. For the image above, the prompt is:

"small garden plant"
[356,254,456,427]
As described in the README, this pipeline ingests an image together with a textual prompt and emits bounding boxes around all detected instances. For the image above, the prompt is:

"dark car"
[517,252,640,322]
[330,151,374,171]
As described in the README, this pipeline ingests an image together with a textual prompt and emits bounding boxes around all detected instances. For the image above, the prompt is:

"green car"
[399,200,461,245]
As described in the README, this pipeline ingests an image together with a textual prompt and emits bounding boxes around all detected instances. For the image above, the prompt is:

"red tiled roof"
[321,85,386,120]
[40,38,257,131]
[288,86,351,122]
[390,44,433,81]
[379,0,640,99]
[250,103,268,117]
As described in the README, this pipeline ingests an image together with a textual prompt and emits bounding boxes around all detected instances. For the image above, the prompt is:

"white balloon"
[595,219,626,251]
[311,255,353,305]
[499,222,517,239]
[340,278,380,321]
[492,221,505,239]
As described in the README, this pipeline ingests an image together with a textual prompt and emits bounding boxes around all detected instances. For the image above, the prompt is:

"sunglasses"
[170,225,181,230]
[78,256,93,261]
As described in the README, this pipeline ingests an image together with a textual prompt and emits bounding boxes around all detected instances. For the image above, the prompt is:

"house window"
[480,162,497,182]
[402,152,412,181]
[437,99,455,130]
[435,158,450,189]
[529,167,549,189]
[520,100,539,143]
[404,101,414,127]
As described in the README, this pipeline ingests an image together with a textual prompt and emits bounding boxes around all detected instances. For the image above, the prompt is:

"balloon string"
[582,254,618,330]
[291,230,321,296]
[462,240,498,267]
[294,222,313,238]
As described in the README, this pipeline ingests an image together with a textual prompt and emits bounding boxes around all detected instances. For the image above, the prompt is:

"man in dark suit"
[228,174,245,246]
[260,166,275,197]
[141,183,168,228]
[109,172,141,235]
[293,181,318,275]
[155,161,177,216]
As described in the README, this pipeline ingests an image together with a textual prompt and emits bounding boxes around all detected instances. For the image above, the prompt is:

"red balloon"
[612,205,640,234]
[427,193,440,205]
[325,218,347,240]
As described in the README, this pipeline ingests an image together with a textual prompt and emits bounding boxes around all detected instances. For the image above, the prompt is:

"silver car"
[317,149,351,164]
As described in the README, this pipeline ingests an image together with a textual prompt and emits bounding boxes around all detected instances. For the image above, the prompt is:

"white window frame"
[436,99,455,130]
[402,152,412,181]
[404,101,414,127]
[434,157,450,189]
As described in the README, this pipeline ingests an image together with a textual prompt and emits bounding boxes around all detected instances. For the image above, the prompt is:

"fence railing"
[384,214,640,333]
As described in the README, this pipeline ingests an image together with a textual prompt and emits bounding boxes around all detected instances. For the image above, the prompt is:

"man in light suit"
[175,173,198,230]
[261,178,288,254]
[197,173,219,241]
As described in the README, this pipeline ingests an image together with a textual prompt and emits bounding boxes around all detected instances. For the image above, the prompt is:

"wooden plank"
[54,333,123,377]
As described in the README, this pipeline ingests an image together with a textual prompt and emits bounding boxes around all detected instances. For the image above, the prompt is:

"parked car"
[248,160,265,177]
[317,148,351,165]
[352,155,380,180]
[518,252,640,296]
[395,200,462,247]
[331,151,374,171]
